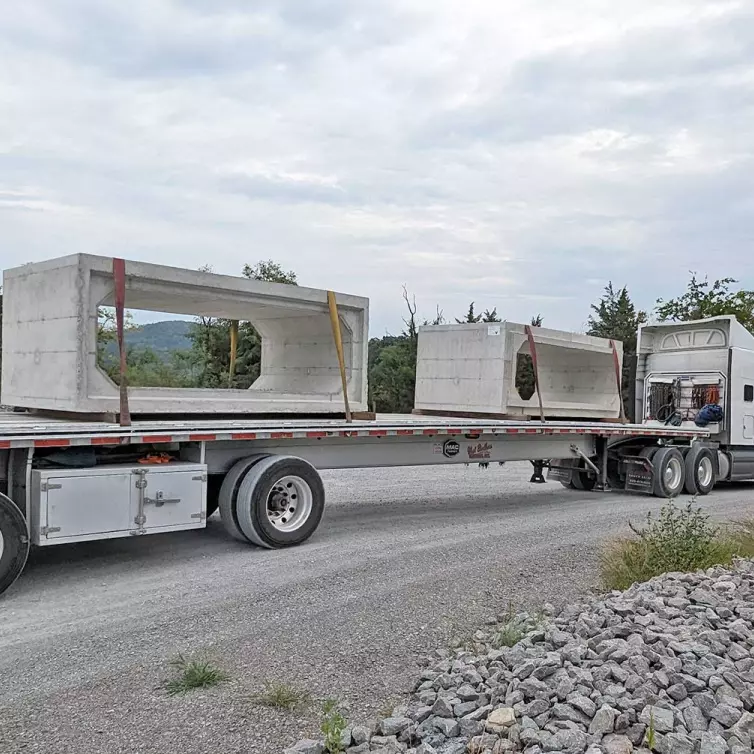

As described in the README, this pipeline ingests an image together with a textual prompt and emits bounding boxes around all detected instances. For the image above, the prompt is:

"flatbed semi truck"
[2,272,753,597]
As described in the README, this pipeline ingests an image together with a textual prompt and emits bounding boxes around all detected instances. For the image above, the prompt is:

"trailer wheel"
[651,447,685,498]
[571,469,597,491]
[234,456,325,549]
[684,446,715,496]
[218,455,269,542]
[0,493,30,597]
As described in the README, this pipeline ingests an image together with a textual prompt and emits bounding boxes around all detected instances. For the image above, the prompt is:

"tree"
[587,283,647,421]
[96,308,143,384]
[656,274,754,333]
[456,302,482,323]
[243,260,297,285]
[455,302,501,324]
[188,261,298,388]
[369,288,420,413]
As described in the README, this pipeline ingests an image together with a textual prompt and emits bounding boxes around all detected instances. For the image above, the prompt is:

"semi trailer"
[1,260,753,597]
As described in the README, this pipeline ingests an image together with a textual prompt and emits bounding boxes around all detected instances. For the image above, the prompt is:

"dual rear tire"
[218,455,325,548]
[640,445,715,498]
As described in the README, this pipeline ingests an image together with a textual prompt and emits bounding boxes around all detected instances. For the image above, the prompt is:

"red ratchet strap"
[610,339,627,423]
[524,325,545,423]
[113,257,131,426]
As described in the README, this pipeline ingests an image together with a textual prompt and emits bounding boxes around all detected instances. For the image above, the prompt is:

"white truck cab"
[636,316,754,480]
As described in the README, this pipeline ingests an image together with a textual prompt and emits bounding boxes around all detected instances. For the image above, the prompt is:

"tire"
[651,447,686,498]
[639,446,658,462]
[571,469,597,491]
[684,446,716,496]
[218,455,269,542]
[0,492,30,597]
[234,456,325,549]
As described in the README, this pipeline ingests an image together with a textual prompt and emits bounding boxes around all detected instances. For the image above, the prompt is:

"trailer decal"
[467,442,492,460]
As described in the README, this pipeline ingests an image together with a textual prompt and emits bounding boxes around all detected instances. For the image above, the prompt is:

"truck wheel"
[0,493,30,597]
[652,447,685,498]
[571,469,596,491]
[234,456,325,549]
[684,446,715,496]
[218,455,269,542]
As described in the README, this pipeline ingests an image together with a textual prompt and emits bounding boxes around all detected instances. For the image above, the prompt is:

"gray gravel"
[319,558,754,754]
[1,463,753,754]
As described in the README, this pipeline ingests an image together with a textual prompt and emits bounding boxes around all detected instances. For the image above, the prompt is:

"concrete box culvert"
[414,322,623,420]
[1,254,368,415]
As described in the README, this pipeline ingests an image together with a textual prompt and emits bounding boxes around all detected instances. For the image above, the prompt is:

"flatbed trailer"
[0,409,712,596]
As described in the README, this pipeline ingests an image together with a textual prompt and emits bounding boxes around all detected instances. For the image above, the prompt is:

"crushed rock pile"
[285,559,754,754]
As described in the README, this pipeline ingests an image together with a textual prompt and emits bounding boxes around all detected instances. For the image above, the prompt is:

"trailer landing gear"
[530,460,547,484]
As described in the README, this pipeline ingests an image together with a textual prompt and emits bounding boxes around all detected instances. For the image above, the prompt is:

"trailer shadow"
[16,482,590,592]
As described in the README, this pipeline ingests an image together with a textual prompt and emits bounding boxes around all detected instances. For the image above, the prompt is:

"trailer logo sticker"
[442,440,460,458]
[467,442,492,460]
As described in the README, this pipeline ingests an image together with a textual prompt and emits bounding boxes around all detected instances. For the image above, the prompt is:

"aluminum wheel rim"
[664,457,683,491]
[266,476,313,532]
[0,529,4,561]
[698,456,714,488]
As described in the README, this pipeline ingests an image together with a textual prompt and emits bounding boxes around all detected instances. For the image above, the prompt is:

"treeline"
[3,267,753,420]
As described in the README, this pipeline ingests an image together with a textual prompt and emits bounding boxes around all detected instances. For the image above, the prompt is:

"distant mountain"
[102,320,194,357]
[127,320,194,352]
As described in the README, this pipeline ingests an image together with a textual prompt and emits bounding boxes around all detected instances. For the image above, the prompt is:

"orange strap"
[138,453,173,465]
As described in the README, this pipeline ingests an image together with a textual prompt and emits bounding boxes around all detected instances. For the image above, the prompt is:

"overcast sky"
[2,0,753,335]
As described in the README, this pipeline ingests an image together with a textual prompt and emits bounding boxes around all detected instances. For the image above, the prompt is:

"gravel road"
[1,463,752,754]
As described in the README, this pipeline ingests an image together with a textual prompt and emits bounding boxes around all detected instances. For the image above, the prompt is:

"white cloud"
[1,0,753,333]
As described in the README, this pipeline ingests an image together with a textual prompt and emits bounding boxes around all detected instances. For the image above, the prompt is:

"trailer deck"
[0,411,709,448]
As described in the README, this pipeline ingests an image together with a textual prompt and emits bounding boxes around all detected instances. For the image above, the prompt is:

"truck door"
[744,384,754,440]
[731,349,754,444]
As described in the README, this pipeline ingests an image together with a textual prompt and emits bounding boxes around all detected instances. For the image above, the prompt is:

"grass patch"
[491,602,542,649]
[165,653,229,696]
[601,503,754,591]
[250,681,310,711]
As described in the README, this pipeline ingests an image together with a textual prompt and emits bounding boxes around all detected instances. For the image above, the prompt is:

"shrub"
[321,699,348,753]
[600,502,750,590]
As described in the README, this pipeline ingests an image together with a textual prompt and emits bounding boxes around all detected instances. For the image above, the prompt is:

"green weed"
[165,654,229,696]
[321,699,348,754]
[600,502,754,591]
[250,681,310,711]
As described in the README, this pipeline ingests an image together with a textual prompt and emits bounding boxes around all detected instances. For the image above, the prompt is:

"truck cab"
[636,316,754,481]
